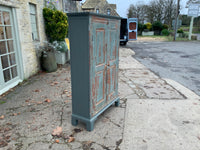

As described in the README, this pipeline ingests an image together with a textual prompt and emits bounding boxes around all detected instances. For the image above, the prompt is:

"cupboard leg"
[71,117,78,126]
[115,99,120,107]
[86,121,94,131]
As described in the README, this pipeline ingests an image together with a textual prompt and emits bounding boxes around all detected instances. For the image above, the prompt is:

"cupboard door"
[106,20,120,102]
[90,17,108,116]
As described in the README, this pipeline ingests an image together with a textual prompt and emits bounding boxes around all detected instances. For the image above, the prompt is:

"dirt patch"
[132,37,167,42]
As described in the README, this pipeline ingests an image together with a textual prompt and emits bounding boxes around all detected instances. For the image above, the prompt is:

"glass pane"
[3,11,11,25]
[9,53,16,65]
[3,69,11,82]
[1,55,9,69]
[30,4,36,14]
[0,41,7,55]
[0,26,4,40]
[0,11,2,24]
[31,15,36,24]
[5,26,12,39]
[11,66,18,78]
[7,40,14,52]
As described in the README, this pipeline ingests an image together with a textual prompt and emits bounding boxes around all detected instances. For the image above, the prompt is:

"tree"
[163,0,177,28]
[126,4,147,24]
[127,4,135,18]
[127,0,178,28]
[179,15,191,26]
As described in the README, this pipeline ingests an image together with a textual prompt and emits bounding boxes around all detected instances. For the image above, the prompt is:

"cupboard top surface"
[67,12,121,20]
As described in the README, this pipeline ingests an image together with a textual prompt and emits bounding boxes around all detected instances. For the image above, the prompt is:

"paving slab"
[120,98,200,150]
[0,47,198,150]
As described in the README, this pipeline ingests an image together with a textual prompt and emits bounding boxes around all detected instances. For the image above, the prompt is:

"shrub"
[145,22,152,30]
[163,24,169,30]
[161,29,170,36]
[143,24,147,30]
[43,7,68,43]
[152,21,163,31]
[138,23,143,31]
[177,29,184,33]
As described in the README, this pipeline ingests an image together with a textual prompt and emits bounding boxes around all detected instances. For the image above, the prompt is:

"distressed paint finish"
[90,16,108,116]
[68,12,120,131]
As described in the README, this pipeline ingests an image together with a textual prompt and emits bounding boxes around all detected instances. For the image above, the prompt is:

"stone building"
[0,0,80,95]
[81,0,119,16]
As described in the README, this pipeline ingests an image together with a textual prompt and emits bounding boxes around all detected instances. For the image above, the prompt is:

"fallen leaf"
[34,89,40,92]
[65,100,69,103]
[52,126,62,136]
[51,82,59,86]
[73,128,82,133]
[197,136,200,140]
[143,139,147,143]
[182,121,190,124]
[68,136,75,143]
[5,127,11,132]
[36,101,43,105]
[0,115,4,119]
[44,99,51,103]
[193,103,198,105]
[12,113,18,116]
[0,140,8,147]
[62,133,69,140]
[55,139,59,143]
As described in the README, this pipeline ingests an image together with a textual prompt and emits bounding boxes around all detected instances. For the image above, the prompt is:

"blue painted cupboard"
[68,12,121,131]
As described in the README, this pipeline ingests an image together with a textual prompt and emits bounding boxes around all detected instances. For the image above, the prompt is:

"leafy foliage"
[43,7,68,43]
[143,24,147,30]
[138,23,143,31]
[145,22,152,30]
[177,29,184,33]
[161,29,170,36]
[152,21,163,31]
[163,24,169,30]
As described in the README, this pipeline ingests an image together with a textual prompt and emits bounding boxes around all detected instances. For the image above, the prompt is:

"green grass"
[180,26,200,33]
[167,36,190,41]
[0,100,6,104]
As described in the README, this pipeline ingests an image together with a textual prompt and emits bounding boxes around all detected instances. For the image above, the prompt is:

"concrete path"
[0,47,199,150]
[119,48,200,150]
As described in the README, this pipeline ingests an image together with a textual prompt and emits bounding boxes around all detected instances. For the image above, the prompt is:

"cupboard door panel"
[107,20,120,102]
[91,18,108,116]
[106,63,117,101]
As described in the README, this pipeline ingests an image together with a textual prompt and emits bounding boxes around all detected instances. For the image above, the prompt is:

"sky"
[81,0,189,18]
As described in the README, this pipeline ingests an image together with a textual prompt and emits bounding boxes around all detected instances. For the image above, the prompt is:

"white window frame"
[29,3,39,41]
[107,8,111,15]
[96,9,99,14]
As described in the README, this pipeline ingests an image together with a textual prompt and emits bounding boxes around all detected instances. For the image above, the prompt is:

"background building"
[81,0,119,16]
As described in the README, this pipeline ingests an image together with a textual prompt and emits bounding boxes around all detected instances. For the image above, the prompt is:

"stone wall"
[1,0,47,79]
[0,0,79,79]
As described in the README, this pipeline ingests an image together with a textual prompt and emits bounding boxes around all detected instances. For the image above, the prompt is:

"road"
[126,41,200,96]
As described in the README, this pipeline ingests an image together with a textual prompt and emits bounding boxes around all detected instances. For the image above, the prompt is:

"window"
[107,8,111,15]
[29,3,39,41]
[96,9,99,14]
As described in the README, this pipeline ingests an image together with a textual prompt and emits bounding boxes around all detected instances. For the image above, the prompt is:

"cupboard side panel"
[69,16,90,118]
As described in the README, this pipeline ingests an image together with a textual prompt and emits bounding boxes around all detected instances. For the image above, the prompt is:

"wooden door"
[106,20,120,102]
[90,16,108,116]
